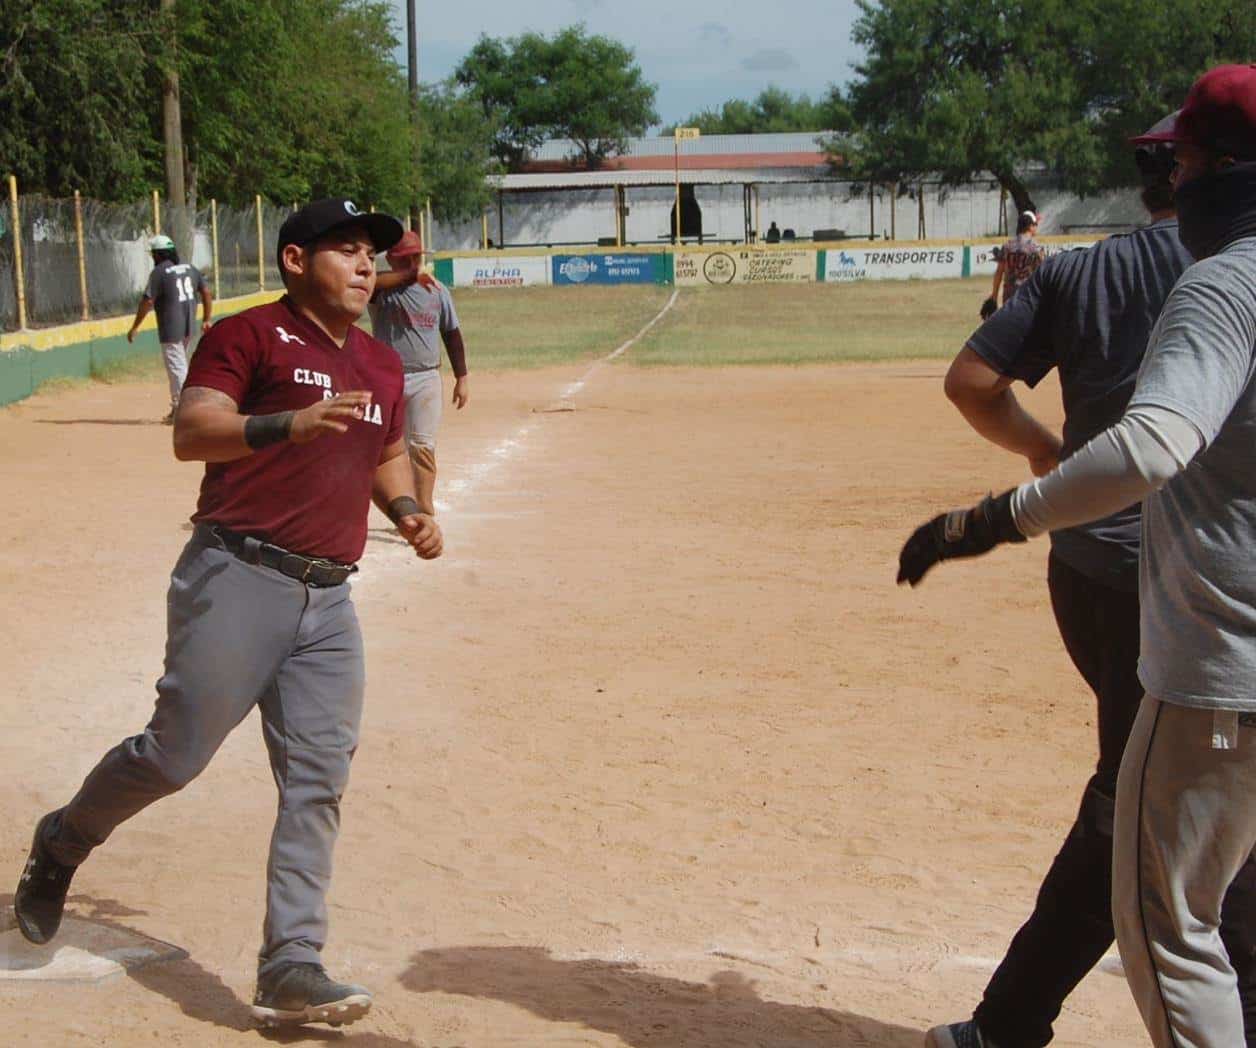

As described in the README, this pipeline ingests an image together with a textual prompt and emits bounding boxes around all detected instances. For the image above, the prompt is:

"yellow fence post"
[210,198,220,299]
[74,190,89,321]
[426,197,433,253]
[255,194,264,292]
[8,175,27,330]
[152,189,161,236]
[481,213,488,250]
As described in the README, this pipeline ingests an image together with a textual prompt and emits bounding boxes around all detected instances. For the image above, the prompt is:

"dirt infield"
[0,351,1146,1044]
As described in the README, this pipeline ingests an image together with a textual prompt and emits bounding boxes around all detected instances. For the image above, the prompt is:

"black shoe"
[251,962,373,1028]
[925,1021,997,1048]
[14,811,77,945]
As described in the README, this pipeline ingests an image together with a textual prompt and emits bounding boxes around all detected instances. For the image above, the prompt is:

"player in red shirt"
[13,198,440,1030]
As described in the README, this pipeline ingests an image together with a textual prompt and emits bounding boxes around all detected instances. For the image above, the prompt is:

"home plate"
[0,916,186,983]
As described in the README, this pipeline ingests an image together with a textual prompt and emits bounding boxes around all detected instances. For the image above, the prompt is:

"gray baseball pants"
[161,338,190,410]
[1115,695,1256,1047]
[403,367,443,450]
[44,529,365,977]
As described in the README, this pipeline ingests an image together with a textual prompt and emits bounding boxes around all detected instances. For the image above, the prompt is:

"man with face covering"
[897,64,1256,1047]
[923,107,1256,1048]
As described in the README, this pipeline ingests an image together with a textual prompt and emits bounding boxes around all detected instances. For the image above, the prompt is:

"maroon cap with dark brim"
[386,229,425,260]
[1131,64,1256,158]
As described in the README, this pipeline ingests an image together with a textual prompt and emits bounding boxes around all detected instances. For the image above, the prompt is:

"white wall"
[427,177,1150,252]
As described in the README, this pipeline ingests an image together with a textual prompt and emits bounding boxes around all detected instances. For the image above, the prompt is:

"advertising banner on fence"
[966,239,1099,277]
[824,246,964,283]
[451,256,551,289]
[552,253,658,285]
[674,249,815,286]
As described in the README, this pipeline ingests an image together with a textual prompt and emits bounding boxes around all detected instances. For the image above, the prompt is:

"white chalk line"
[550,287,681,406]
[437,288,678,513]
[358,290,680,573]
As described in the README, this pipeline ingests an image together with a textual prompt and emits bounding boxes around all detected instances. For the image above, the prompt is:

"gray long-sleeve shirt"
[1010,236,1256,711]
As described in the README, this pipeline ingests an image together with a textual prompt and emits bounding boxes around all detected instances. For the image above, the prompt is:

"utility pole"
[407,0,421,232]
[160,0,185,208]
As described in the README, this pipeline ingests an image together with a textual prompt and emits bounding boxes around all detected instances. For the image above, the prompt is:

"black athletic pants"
[973,553,1256,1047]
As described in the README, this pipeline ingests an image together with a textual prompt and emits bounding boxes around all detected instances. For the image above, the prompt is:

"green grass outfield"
[23,279,988,402]
[446,279,985,370]
[443,284,673,369]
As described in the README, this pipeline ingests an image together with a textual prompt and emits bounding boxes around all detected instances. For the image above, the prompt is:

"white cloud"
[698,21,731,47]
[740,48,799,73]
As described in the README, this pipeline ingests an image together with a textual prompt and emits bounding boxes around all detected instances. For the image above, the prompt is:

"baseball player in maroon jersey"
[13,198,441,1029]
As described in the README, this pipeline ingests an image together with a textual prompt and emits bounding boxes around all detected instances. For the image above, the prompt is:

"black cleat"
[925,1021,998,1048]
[14,811,77,945]
[251,962,373,1028]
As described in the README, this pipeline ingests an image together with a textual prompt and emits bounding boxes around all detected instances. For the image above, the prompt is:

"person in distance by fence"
[982,211,1045,317]
[127,234,212,423]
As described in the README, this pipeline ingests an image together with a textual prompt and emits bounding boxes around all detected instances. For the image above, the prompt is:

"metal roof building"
[426,133,1144,252]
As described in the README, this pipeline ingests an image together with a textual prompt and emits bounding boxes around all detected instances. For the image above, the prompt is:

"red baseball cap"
[386,230,425,261]
[1131,64,1256,159]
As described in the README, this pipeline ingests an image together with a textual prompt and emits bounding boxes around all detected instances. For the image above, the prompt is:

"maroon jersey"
[185,297,404,563]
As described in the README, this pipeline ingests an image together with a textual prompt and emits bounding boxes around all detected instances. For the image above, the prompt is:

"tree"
[416,83,501,222]
[176,0,416,210]
[834,0,1256,212]
[668,87,851,136]
[455,25,659,171]
[0,0,165,198]
[2,0,432,211]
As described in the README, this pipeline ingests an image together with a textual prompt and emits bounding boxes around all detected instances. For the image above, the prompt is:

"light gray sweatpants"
[161,338,190,410]
[403,367,443,450]
[1114,695,1256,1047]
[46,529,365,977]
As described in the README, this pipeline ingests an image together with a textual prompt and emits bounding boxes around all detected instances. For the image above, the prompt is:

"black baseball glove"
[897,490,1026,587]
[980,296,998,320]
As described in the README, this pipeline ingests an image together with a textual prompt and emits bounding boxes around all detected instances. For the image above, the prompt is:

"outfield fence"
[0,181,290,332]
[430,237,1101,290]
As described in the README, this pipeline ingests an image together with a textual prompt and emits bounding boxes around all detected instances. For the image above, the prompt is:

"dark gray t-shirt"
[1128,236,1256,710]
[967,219,1192,590]
[145,260,205,343]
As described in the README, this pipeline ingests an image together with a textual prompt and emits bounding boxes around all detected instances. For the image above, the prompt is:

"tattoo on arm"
[179,386,239,411]
[387,496,421,525]
[244,411,296,450]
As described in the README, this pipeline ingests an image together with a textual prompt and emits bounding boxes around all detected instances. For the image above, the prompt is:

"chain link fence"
[0,191,293,333]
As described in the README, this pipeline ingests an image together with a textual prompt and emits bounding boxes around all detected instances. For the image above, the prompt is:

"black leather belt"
[198,524,357,587]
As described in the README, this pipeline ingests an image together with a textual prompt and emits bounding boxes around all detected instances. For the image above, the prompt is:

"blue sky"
[388,0,865,129]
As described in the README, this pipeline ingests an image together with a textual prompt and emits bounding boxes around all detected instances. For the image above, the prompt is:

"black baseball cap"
[276,198,404,278]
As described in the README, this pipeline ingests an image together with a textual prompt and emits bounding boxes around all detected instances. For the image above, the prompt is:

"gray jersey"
[1128,236,1256,711]
[145,260,205,343]
[368,279,458,372]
